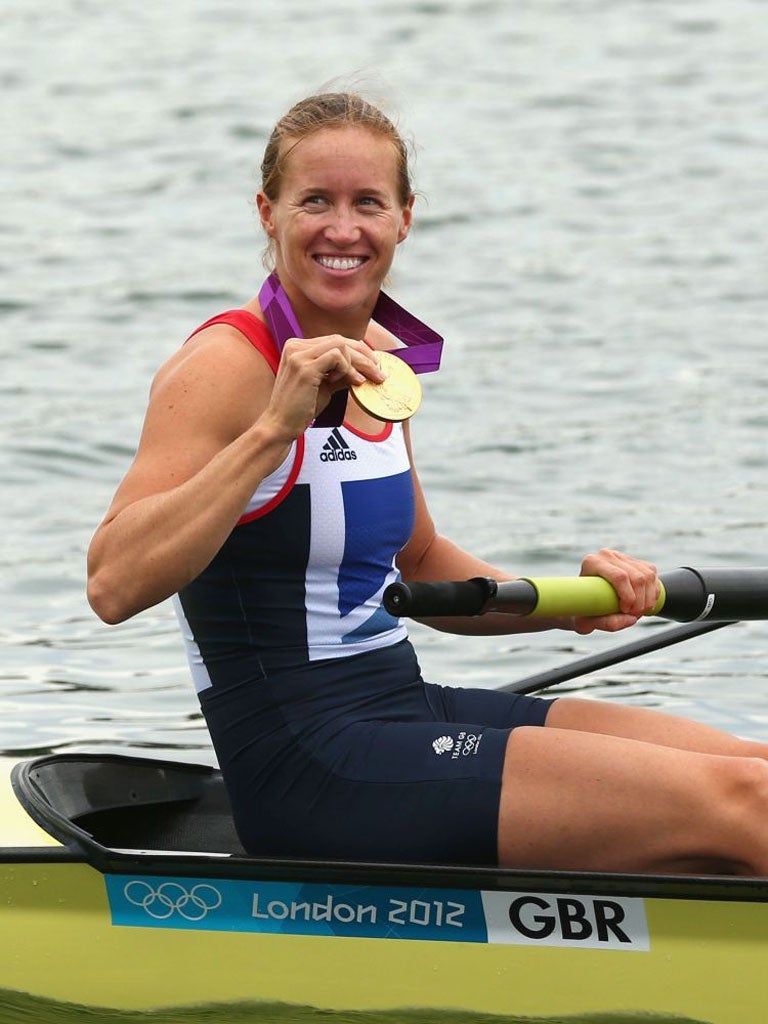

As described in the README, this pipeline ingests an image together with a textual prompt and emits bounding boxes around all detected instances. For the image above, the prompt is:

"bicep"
[99,337,273,523]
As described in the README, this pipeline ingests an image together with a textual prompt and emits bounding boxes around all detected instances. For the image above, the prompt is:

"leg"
[497,721,768,875]
[547,696,768,759]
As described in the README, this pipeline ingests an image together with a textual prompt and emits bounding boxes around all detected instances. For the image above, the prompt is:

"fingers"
[265,335,389,439]
[572,611,643,636]
[283,336,387,390]
[577,549,659,633]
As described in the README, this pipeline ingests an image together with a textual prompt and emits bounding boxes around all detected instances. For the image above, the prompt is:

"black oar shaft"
[661,567,768,621]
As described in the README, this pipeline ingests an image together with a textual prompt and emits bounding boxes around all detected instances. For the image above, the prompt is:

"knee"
[719,757,768,820]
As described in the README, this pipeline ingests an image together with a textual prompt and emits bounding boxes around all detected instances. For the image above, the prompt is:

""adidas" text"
[320,448,357,462]
[320,428,358,462]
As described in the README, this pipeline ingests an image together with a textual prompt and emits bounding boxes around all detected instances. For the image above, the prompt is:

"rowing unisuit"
[173,311,412,684]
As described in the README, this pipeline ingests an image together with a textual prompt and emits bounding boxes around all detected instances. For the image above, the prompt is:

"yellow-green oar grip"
[521,577,667,618]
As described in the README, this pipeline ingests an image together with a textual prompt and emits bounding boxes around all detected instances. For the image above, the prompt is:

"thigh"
[274,684,555,862]
[547,696,768,758]
[425,680,554,730]
[236,715,514,863]
[498,724,751,874]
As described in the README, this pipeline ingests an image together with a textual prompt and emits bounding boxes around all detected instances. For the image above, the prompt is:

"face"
[257,126,413,333]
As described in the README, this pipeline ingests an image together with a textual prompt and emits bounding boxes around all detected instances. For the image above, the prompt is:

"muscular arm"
[396,424,658,636]
[394,423,568,635]
[87,329,291,623]
[88,325,385,624]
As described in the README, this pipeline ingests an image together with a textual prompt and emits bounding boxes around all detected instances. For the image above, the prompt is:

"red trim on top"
[187,309,299,524]
[237,435,306,525]
[187,313,390,515]
[344,420,393,442]
[186,310,280,373]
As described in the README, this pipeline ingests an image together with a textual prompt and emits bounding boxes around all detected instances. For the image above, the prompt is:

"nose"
[323,204,362,245]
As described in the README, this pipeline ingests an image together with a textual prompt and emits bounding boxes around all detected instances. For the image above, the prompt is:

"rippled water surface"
[2,0,767,762]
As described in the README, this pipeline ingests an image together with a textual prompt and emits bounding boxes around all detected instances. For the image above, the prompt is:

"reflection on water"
[2,0,766,759]
[0,989,717,1024]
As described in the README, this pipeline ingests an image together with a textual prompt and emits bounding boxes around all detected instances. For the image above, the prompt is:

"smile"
[314,256,369,271]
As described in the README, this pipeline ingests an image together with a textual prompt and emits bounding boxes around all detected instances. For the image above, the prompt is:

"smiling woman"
[255,124,413,340]
[86,91,768,875]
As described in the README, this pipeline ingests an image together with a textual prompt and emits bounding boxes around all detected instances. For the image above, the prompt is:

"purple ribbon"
[258,272,443,427]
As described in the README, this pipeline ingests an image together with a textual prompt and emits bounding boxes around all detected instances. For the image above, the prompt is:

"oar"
[382,567,756,696]
[383,566,768,622]
[500,619,734,695]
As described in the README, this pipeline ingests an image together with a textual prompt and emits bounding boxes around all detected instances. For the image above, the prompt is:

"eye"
[302,195,329,209]
[358,195,384,209]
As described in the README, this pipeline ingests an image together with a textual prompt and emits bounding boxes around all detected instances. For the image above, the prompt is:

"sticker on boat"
[481,891,649,950]
[105,875,649,951]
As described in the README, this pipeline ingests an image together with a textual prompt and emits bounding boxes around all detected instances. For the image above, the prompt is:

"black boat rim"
[10,752,768,903]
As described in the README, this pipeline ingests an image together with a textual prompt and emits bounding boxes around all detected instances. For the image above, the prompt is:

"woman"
[88,92,768,873]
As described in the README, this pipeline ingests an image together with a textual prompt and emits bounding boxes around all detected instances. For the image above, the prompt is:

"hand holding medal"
[258,273,441,427]
[351,350,423,422]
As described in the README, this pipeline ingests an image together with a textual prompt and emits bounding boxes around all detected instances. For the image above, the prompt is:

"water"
[0,990,714,1024]
[2,0,767,765]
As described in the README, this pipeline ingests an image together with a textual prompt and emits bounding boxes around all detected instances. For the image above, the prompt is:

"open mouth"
[314,255,369,271]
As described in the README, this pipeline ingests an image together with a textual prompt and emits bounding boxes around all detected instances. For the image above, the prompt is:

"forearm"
[398,533,575,636]
[87,421,290,623]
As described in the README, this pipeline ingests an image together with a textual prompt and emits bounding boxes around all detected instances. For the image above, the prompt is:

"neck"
[298,305,372,340]
[276,273,376,341]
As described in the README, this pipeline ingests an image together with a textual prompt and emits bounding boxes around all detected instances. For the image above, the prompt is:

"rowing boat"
[4,751,767,1024]
[2,567,767,1023]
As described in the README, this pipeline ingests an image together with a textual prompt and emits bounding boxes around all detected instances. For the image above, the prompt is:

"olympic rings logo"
[123,880,223,921]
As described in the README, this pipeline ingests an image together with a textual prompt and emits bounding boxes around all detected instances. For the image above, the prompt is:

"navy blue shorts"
[200,640,554,865]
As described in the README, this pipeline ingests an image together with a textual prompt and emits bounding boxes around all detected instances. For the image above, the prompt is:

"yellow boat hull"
[3,755,767,1022]
[2,856,767,1022]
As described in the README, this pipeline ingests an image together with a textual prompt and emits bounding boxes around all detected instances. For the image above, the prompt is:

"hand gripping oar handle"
[383,567,768,622]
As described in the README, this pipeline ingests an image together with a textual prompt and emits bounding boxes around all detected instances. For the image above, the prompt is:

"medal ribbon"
[258,272,443,427]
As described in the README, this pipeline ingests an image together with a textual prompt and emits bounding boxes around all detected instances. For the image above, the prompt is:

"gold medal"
[351,350,422,423]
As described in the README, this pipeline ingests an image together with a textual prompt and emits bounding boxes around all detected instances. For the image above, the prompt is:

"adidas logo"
[432,735,455,755]
[320,428,358,462]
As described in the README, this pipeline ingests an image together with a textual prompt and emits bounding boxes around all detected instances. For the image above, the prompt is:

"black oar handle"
[383,577,503,617]
[383,577,558,617]
[383,567,768,622]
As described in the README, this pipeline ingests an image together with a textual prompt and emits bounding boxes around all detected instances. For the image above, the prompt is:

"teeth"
[316,256,366,271]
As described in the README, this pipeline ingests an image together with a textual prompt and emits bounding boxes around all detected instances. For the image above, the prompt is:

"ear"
[257,192,277,237]
[397,194,415,244]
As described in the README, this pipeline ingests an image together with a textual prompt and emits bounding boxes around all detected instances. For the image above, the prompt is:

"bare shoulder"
[103,323,277,517]
[152,322,274,426]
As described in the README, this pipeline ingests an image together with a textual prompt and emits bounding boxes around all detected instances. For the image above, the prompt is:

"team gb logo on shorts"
[432,735,455,755]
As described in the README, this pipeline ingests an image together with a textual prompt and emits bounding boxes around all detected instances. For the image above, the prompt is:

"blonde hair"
[260,92,413,206]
